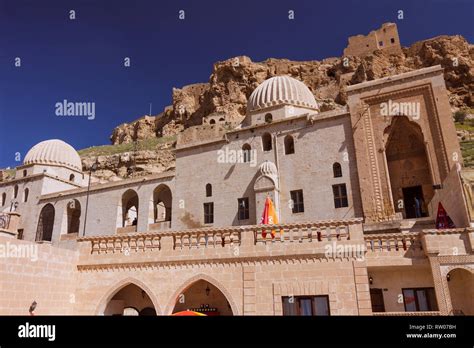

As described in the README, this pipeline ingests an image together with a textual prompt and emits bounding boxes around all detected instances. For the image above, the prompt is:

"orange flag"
[260,196,280,238]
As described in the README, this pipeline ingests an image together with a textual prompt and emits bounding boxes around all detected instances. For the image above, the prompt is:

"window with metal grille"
[238,197,249,220]
[332,184,348,208]
[204,202,214,224]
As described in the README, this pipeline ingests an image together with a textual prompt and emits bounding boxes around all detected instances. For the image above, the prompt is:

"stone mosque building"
[1,65,473,316]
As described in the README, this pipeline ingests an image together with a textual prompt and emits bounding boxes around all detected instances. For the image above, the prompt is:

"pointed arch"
[384,116,433,219]
[36,203,55,242]
[95,277,162,315]
[165,273,240,315]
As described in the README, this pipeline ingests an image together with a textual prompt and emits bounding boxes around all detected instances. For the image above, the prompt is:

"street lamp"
[82,162,98,237]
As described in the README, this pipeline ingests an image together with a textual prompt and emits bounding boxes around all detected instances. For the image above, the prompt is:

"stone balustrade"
[255,220,355,243]
[79,218,363,256]
[0,212,20,238]
[0,212,11,230]
[365,232,423,253]
[86,233,162,255]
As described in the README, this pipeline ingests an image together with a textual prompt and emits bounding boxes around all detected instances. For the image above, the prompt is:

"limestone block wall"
[422,229,473,256]
[72,258,367,315]
[0,236,78,315]
[367,266,436,312]
[73,264,244,315]
[174,115,362,230]
[37,175,175,244]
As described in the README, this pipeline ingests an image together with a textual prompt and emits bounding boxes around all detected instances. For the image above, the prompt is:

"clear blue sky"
[0,0,473,168]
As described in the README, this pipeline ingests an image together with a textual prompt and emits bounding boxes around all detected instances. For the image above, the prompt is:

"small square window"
[390,38,395,44]
[378,41,384,47]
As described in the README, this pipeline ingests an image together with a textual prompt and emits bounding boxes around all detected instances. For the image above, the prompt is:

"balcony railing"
[364,232,423,253]
[89,233,162,254]
[255,220,354,243]
[79,218,363,255]
[0,213,11,230]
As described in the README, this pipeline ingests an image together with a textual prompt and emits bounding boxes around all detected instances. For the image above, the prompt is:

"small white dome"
[259,160,278,178]
[248,76,318,113]
[24,139,82,171]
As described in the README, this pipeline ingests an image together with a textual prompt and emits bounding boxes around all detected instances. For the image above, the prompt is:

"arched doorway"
[104,284,157,316]
[385,116,433,219]
[172,280,234,316]
[66,199,81,234]
[36,204,55,242]
[447,268,474,315]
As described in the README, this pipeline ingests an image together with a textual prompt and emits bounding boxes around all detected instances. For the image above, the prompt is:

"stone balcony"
[364,227,474,267]
[76,218,364,268]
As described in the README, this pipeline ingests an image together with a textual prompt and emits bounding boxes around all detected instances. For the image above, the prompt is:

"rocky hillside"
[79,34,473,182]
[109,34,473,146]
[1,31,471,184]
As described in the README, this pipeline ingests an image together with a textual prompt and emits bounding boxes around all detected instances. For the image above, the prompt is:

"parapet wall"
[176,124,227,149]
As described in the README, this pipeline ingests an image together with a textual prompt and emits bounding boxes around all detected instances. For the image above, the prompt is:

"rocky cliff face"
[82,140,175,183]
[109,34,473,146]
[88,33,473,181]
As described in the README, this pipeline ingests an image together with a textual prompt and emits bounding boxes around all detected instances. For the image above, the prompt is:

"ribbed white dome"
[24,139,82,171]
[259,160,278,178]
[248,76,318,112]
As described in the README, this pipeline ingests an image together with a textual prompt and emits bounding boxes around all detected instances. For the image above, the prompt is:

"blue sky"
[0,0,473,168]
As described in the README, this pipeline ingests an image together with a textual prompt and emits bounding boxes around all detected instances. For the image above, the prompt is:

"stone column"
[427,255,450,314]
[242,263,256,315]
[353,260,372,315]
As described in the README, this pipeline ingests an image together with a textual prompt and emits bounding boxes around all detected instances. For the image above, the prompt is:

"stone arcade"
[1,66,473,316]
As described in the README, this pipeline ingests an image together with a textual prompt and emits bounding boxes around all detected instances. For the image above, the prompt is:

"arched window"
[206,183,212,197]
[284,135,295,155]
[265,113,273,123]
[1,192,6,206]
[210,119,216,125]
[120,189,139,228]
[333,162,342,178]
[262,133,272,151]
[219,118,225,123]
[242,144,252,163]
[13,185,18,199]
[23,188,29,203]
[151,185,172,223]
[23,170,27,177]
[69,174,75,182]
[36,204,55,242]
